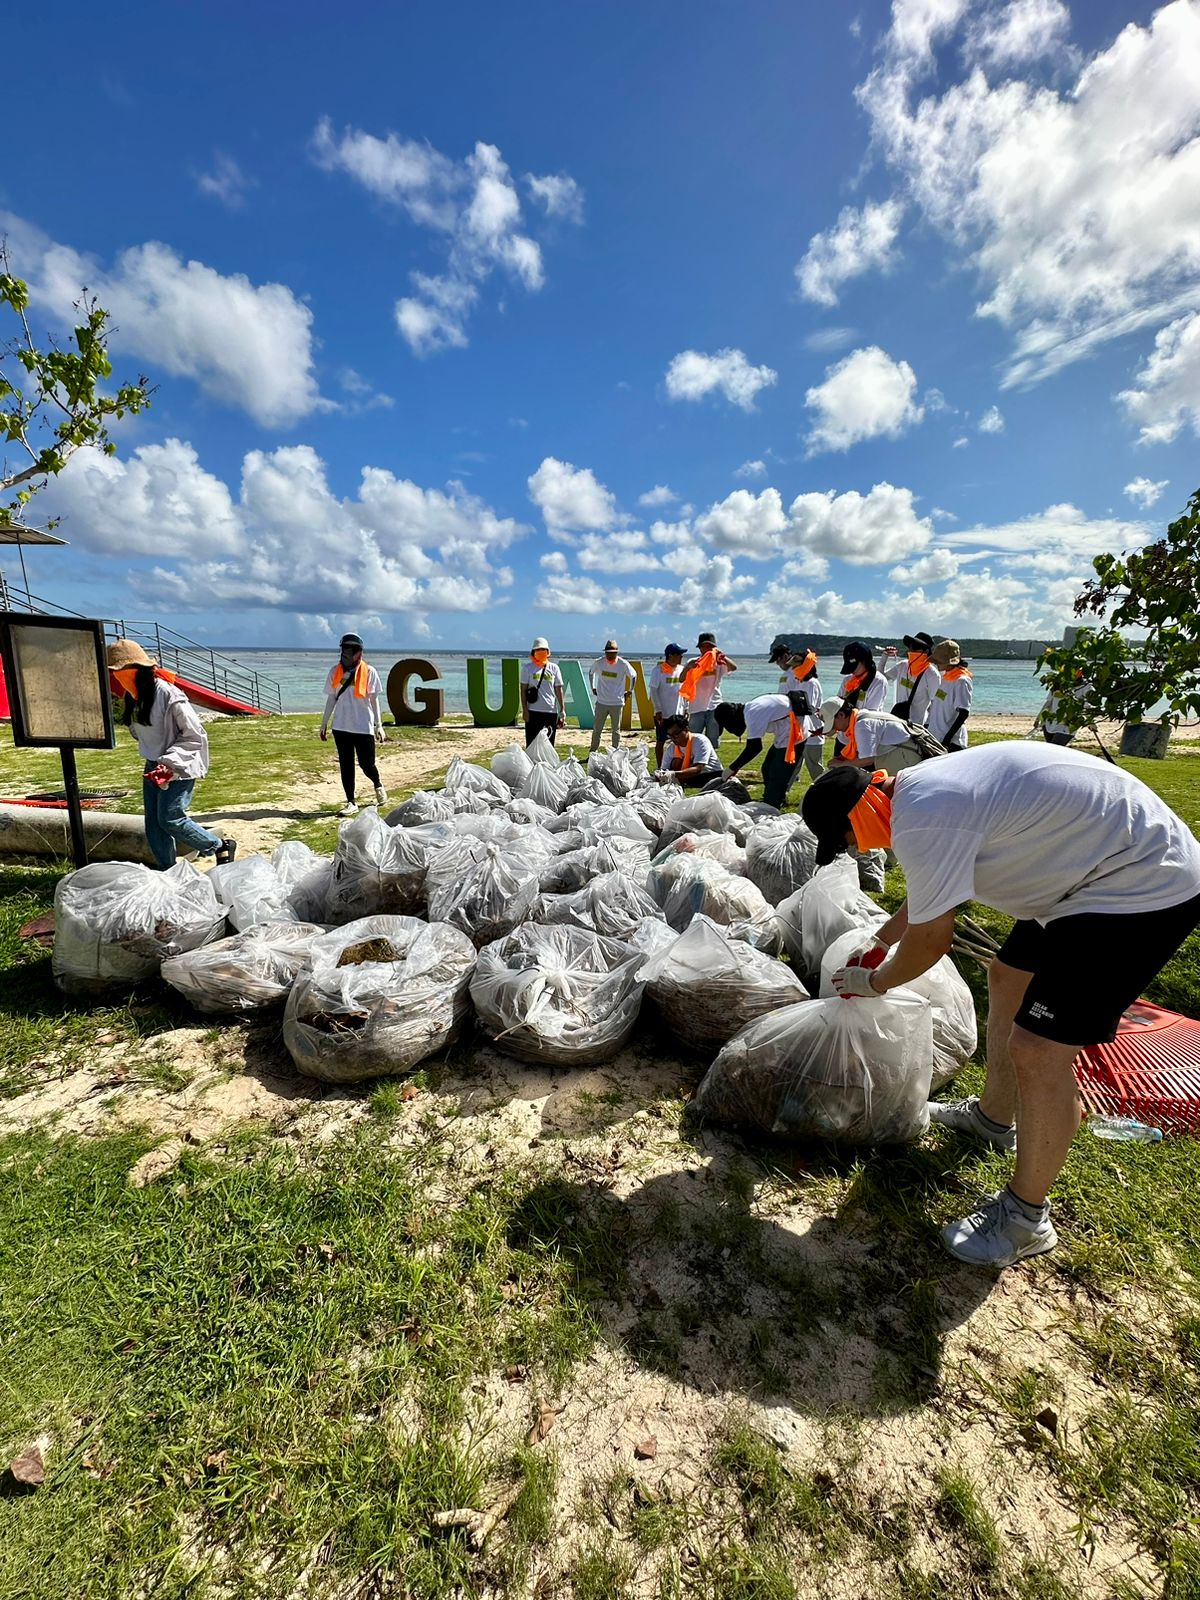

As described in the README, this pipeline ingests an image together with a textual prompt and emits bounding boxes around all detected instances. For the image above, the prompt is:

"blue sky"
[3,0,1198,653]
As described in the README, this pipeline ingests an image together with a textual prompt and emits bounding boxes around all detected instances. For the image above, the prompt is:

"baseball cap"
[841,639,871,665]
[664,641,684,657]
[604,638,618,650]
[903,630,934,652]
[801,765,872,866]
[820,696,848,727]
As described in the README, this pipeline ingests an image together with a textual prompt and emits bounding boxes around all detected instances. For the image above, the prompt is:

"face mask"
[849,774,893,853]
[340,648,361,670]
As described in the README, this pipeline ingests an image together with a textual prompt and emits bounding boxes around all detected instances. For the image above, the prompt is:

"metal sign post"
[0,613,116,869]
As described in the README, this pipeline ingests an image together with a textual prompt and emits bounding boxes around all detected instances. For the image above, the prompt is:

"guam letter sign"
[386,657,660,732]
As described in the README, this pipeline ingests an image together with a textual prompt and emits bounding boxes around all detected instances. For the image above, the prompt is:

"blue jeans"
[143,774,222,869]
[688,709,721,742]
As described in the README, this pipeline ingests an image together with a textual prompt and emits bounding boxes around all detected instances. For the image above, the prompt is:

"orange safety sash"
[941,665,972,682]
[112,665,177,698]
[842,709,859,762]
[784,712,803,763]
[679,648,717,704]
[327,660,371,697]
[670,735,694,771]
[849,772,893,853]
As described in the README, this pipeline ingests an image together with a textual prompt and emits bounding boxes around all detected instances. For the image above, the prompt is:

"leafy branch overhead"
[1039,487,1200,732]
[0,238,153,527]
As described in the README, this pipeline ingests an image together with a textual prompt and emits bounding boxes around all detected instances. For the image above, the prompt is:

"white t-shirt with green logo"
[589,656,636,706]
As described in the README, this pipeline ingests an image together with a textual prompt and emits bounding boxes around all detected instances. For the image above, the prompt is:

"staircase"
[0,575,284,716]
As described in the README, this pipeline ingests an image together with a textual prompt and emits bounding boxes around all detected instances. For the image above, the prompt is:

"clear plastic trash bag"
[774,857,884,978]
[326,807,431,924]
[651,829,747,875]
[209,855,297,932]
[386,790,456,827]
[162,920,325,1015]
[638,914,808,1050]
[629,785,682,837]
[538,870,665,940]
[657,791,748,850]
[444,757,512,806]
[646,852,774,942]
[560,800,654,847]
[745,819,818,906]
[693,991,934,1144]
[471,923,645,1068]
[818,929,977,1089]
[449,790,495,816]
[565,778,617,810]
[505,797,558,828]
[517,761,572,812]
[525,728,562,766]
[272,840,333,923]
[588,746,643,797]
[426,842,540,947]
[283,914,476,1083]
[491,742,534,791]
[52,861,225,996]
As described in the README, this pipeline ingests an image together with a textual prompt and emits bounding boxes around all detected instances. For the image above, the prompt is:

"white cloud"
[942,501,1150,562]
[803,326,859,353]
[526,173,585,222]
[964,0,1071,68]
[313,120,577,355]
[1123,476,1169,509]
[664,348,778,411]
[196,153,255,210]
[735,459,767,478]
[795,197,904,306]
[537,553,747,616]
[2,211,323,427]
[952,435,969,448]
[638,484,677,507]
[527,456,617,535]
[1118,311,1200,444]
[694,488,788,559]
[41,442,524,623]
[977,404,1005,433]
[540,550,569,574]
[804,345,924,453]
[889,548,961,584]
[789,481,932,566]
[854,0,1200,389]
[336,367,395,413]
[576,531,663,574]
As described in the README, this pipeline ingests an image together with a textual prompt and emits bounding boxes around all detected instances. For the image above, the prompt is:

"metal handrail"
[0,576,283,714]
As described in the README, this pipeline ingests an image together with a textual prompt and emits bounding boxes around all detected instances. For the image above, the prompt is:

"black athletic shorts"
[998,889,1200,1046]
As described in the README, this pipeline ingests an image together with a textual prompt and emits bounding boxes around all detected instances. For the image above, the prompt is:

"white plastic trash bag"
[588,747,640,797]
[209,855,296,932]
[53,861,225,997]
[426,842,540,947]
[538,871,664,940]
[271,840,333,923]
[818,929,977,1089]
[745,819,818,906]
[517,761,571,812]
[776,856,884,979]
[284,915,476,1083]
[444,757,511,806]
[693,991,934,1144]
[630,786,681,837]
[387,791,456,827]
[561,800,654,847]
[326,808,431,924]
[651,830,747,875]
[162,921,324,1015]
[638,915,808,1050]
[505,798,557,828]
[491,742,534,791]
[657,792,747,850]
[525,728,561,766]
[471,924,644,1068]
[647,853,774,942]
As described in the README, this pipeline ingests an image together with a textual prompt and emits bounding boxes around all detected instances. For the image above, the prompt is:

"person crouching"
[653,713,725,787]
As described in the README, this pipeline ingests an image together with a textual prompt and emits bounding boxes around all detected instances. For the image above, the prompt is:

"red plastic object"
[173,674,267,717]
[0,796,105,810]
[1075,1001,1200,1138]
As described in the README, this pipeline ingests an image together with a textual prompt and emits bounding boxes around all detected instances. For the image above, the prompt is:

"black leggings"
[524,711,558,747]
[333,729,380,800]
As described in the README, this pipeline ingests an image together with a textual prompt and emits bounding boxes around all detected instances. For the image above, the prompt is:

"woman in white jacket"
[107,639,236,870]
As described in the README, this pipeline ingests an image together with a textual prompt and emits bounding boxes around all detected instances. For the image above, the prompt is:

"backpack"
[900,721,949,760]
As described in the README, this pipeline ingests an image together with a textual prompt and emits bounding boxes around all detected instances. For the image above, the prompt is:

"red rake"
[1075,1002,1200,1138]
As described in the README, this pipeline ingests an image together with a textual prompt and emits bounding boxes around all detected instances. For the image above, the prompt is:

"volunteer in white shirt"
[881,629,939,726]
[319,632,387,817]
[770,643,825,782]
[588,638,636,752]
[927,639,972,750]
[106,638,236,870]
[520,637,566,748]
[802,746,1200,1269]
[715,694,813,809]
[648,642,686,769]
[822,700,932,775]
[653,713,724,787]
[838,641,888,712]
[680,631,738,742]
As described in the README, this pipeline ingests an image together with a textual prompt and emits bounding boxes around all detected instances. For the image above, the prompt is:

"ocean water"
[227,649,1051,717]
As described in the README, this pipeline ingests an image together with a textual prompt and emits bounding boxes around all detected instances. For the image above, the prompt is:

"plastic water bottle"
[1087,1116,1163,1143]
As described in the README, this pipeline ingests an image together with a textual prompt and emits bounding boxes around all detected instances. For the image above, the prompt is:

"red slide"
[173,675,268,716]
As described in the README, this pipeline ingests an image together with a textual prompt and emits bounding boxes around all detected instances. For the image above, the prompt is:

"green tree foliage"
[1039,487,1200,732]
[0,239,152,528]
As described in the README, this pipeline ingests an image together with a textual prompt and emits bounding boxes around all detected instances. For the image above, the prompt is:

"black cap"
[841,639,871,666]
[903,631,934,652]
[340,632,364,648]
[801,765,871,866]
[713,702,745,736]
[697,631,716,647]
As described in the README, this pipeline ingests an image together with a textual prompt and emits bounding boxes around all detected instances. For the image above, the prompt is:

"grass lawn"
[0,727,1198,1598]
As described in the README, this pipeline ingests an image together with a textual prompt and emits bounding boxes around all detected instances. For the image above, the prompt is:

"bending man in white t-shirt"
[801,745,1200,1268]
[714,694,815,809]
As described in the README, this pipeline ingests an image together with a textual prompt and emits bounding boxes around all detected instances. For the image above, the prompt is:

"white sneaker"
[338,801,358,818]
[942,1189,1058,1268]
[374,784,389,806]
[928,1095,1017,1154]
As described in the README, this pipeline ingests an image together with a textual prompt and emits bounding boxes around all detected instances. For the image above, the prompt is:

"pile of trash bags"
[47,726,982,1144]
